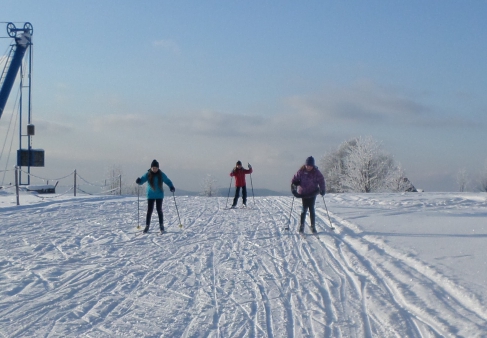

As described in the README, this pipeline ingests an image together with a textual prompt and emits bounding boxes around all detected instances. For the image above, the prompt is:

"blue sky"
[1,1,486,192]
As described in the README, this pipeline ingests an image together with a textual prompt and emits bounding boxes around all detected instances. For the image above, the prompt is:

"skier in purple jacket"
[291,156,326,234]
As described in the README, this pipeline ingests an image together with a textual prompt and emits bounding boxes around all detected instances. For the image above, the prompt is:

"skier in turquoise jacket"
[136,159,175,233]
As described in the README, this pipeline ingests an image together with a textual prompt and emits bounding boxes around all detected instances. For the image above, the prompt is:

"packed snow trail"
[1,195,486,337]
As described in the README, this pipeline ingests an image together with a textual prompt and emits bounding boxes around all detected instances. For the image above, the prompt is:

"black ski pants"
[300,196,316,226]
[232,185,247,206]
[146,198,163,226]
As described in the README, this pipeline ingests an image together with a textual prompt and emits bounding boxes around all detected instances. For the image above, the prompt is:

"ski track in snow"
[1,195,487,337]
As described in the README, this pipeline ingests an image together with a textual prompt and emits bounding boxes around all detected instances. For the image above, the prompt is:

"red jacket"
[230,167,253,187]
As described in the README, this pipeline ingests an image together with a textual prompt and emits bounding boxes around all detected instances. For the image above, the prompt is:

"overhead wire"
[1,84,20,185]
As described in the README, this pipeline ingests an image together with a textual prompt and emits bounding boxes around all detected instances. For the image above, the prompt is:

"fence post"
[119,175,122,195]
[15,166,20,206]
[74,170,77,196]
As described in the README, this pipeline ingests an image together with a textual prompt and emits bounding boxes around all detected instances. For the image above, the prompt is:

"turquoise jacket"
[138,170,173,199]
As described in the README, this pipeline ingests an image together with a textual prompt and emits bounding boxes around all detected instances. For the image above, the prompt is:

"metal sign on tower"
[0,22,44,185]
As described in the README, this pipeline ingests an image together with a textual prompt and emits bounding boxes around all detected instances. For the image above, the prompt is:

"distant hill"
[218,188,288,197]
[173,188,288,197]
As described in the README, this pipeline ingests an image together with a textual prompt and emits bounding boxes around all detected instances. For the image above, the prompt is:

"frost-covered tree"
[320,140,355,193]
[201,174,219,197]
[321,136,412,193]
[456,168,469,192]
[385,164,416,192]
[320,153,342,193]
[126,182,143,196]
[341,137,394,193]
[478,162,487,192]
[105,165,123,195]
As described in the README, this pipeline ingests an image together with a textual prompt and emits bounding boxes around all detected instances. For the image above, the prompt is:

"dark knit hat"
[236,160,242,166]
[151,159,159,168]
[305,156,315,166]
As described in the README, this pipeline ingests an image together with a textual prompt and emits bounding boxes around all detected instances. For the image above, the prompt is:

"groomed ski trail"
[0,195,486,337]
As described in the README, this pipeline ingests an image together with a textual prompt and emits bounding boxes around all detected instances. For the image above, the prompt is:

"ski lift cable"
[0,90,18,162]
[1,87,20,185]
[1,44,12,66]
[0,45,14,90]
[1,108,18,185]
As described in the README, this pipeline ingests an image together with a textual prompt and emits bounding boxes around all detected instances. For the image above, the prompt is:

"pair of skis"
[284,196,336,231]
[224,205,250,210]
[135,192,183,235]
[135,227,174,236]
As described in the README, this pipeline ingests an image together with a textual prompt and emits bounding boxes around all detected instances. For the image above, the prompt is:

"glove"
[291,184,301,198]
[248,163,252,169]
[170,186,175,192]
[320,190,325,196]
[136,177,141,184]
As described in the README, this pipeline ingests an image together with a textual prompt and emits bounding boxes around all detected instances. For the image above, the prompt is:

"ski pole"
[172,191,183,228]
[248,163,255,207]
[321,195,335,230]
[285,197,294,230]
[137,185,141,229]
[225,176,233,209]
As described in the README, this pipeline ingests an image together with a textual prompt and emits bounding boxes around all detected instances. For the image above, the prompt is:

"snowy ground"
[1,191,487,337]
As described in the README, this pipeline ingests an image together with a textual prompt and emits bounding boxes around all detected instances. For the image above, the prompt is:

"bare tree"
[456,168,469,192]
[478,162,487,192]
[201,174,219,197]
[105,165,123,195]
[125,182,144,196]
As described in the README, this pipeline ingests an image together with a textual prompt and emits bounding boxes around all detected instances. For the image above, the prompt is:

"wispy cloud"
[34,119,74,135]
[286,81,476,128]
[152,39,181,55]
[89,114,148,132]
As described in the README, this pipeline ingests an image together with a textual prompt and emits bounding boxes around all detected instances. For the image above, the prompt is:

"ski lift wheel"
[7,22,17,38]
[24,22,33,35]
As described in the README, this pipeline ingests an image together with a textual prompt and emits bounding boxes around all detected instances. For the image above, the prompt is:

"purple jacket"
[291,166,326,198]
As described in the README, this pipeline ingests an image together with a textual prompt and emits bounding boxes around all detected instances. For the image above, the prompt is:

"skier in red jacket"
[230,161,253,208]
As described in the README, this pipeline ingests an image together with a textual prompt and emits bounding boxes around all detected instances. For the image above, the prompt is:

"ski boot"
[160,224,165,233]
[299,224,305,234]
[310,224,317,234]
[143,225,150,233]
